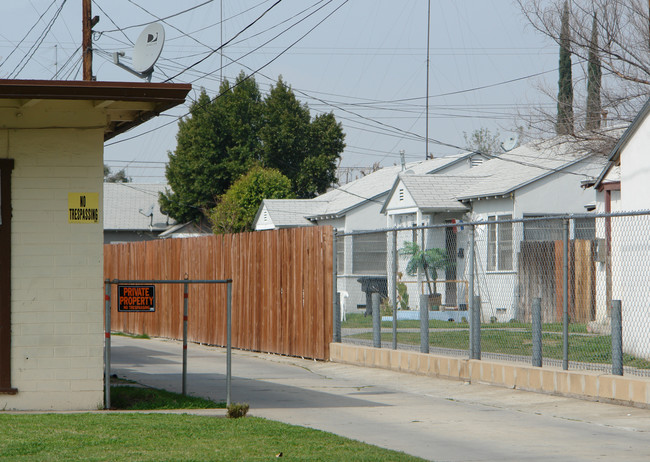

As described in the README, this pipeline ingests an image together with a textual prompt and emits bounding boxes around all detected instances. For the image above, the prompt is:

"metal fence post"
[333,230,341,343]
[532,297,542,367]
[392,229,398,350]
[469,224,480,360]
[104,281,111,409]
[420,293,429,353]
[372,292,381,348]
[182,280,188,395]
[611,299,623,376]
[226,281,232,407]
[562,218,569,370]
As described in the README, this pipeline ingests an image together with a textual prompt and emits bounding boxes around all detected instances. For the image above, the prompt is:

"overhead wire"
[9,0,68,78]
[162,0,285,82]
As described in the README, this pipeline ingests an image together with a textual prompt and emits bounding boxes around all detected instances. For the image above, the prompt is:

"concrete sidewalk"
[111,336,650,462]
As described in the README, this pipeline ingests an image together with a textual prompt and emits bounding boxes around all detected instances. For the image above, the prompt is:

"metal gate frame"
[103,278,233,409]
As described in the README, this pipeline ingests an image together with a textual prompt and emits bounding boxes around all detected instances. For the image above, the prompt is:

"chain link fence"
[334,212,650,377]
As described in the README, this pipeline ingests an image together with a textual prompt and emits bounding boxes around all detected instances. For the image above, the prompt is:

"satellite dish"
[139,204,154,218]
[501,134,520,152]
[132,23,165,74]
[113,23,165,81]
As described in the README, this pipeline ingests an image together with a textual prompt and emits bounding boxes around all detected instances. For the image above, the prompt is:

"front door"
[0,159,14,393]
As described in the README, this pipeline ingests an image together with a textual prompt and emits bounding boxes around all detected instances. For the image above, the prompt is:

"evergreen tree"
[585,12,602,130]
[161,73,345,222]
[556,0,574,135]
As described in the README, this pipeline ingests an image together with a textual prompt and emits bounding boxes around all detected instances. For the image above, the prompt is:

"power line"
[163,0,285,82]
[9,0,68,78]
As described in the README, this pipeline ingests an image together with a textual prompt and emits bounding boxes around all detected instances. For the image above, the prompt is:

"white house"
[593,98,650,359]
[253,152,486,310]
[382,137,609,323]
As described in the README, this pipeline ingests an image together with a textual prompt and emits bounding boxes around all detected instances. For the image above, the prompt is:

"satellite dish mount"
[113,23,165,82]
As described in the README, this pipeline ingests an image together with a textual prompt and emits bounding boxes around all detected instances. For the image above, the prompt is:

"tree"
[517,0,650,139]
[556,0,574,135]
[463,128,502,155]
[103,164,130,183]
[161,73,345,222]
[586,13,602,130]
[400,242,450,296]
[260,78,345,198]
[209,166,294,234]
[160,74,263,223]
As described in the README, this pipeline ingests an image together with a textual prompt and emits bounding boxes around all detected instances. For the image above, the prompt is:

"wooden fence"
[104,227,334,360]
[518,239,596,323]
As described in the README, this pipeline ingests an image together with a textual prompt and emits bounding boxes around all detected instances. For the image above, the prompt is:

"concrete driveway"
[111,336,650,462]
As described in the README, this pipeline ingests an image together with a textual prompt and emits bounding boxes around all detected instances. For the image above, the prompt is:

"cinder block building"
[0,80,190,410]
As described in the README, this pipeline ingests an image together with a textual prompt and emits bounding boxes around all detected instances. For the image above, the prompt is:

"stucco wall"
[1,128,105,410]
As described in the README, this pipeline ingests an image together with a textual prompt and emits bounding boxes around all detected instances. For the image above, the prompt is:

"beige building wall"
[0,126,105,410]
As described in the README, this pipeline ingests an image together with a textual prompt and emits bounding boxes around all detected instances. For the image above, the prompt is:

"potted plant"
[400,241,449,310]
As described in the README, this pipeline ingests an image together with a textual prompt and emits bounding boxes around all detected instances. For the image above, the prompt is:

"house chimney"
[400,150,406,171]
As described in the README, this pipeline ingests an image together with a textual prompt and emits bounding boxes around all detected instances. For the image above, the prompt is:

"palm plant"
[400,241,449,296]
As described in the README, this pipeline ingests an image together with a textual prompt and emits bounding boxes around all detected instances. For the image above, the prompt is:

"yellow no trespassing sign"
[68,192,99,223]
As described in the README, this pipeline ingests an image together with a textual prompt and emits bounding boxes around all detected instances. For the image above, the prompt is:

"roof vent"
[399,188,404,201]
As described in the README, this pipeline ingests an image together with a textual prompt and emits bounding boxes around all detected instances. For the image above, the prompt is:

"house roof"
[456,137,607,201]
[0,79,191,140]
[593,98,650,188]
[254,199,328,228]
[382,174,476,213]
[306,151,479,220]
[104,183,173,232]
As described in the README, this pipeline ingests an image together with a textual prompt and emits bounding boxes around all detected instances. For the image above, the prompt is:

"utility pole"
[82,0,99,81]
[425,0,431,160]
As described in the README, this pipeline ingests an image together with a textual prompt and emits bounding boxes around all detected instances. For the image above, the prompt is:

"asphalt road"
[111,336,650,462]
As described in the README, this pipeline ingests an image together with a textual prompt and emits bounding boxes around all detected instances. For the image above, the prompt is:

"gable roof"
[104,183,173,232]
[307,151,480,220]
[253,199,328,229]
[456,137,607,201]
[593,98,650,188]
[382,174,476,213]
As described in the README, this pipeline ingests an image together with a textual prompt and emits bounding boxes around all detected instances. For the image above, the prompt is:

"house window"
[336,235,344,274]
[574,217,595,240]
[487,214,513,271]
[352,233,387,275]
[523,217,563,242]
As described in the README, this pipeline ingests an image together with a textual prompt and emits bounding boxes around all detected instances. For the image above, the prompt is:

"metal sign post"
[103,278,233,409]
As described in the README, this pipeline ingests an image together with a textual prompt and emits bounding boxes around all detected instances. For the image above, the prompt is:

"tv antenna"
[113,23,165,82]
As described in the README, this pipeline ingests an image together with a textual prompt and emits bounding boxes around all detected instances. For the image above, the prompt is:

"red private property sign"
[118,285,155,312]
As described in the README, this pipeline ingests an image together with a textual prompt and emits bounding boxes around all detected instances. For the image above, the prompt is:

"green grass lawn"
[0,414,424,461]
[110,385,226,410]
[348,329,650,369]
[342,312,588,333]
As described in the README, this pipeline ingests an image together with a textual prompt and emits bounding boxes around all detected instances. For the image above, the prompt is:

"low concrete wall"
[330,343,650,408]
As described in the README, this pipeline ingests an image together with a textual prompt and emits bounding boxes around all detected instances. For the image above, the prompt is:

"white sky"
[0,1,559,183]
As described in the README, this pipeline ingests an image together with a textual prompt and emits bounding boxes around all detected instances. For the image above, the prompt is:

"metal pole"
[562,218,569,370]
[182,281,188,395]
[372,292,381,348]
[469,225,479,359]
[611,299,623,376]
[532,297,542,367]
[226,281,232,406]
[333,231,341,343]
[392,230,398,350]
[473,295,481,360]
[104,282,111,409]
[419,226,429,353]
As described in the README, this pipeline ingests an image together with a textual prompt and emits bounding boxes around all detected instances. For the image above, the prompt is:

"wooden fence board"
[104,227,333,360]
